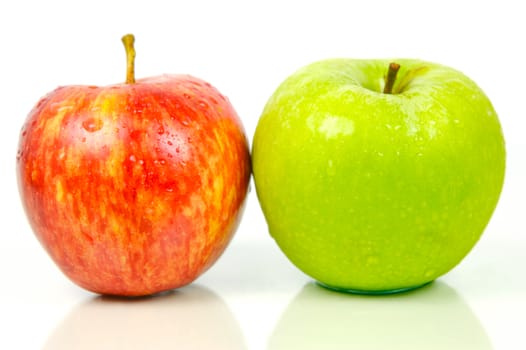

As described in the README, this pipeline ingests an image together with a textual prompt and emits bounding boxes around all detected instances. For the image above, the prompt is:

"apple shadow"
[43,284,247,350]
[268,281,492,350]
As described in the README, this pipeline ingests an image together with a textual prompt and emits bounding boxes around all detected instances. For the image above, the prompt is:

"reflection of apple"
[253,58,505,293]
[17,35,251,296]
[269,282,492,350]
[44,285,246,350]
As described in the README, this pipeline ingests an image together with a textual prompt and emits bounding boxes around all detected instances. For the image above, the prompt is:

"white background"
[1,0,525,349]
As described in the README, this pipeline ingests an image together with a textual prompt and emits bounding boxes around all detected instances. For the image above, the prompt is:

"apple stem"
[383,62,400,94]
[121,34,136,84]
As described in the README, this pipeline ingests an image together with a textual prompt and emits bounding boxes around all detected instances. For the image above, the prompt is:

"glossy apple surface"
[252,58,505,293]
[17,36,251,296]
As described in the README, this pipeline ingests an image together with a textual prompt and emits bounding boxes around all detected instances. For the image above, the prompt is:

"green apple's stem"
[383,62,400,94]
[121,34,136,84]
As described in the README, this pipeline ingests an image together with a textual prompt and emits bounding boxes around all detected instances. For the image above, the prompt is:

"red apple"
[16,34,251,296]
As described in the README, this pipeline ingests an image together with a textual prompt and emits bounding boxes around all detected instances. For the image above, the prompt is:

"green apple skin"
[252,58,505,293]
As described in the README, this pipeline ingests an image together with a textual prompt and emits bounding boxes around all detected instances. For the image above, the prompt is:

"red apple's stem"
[121,34,136,84]
[383,62,400,94]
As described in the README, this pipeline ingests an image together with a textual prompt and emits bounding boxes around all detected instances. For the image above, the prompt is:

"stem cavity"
[121,34,136,84]
[383,62,400,94]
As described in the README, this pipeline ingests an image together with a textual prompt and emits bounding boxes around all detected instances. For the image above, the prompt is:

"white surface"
[1,1,525,349]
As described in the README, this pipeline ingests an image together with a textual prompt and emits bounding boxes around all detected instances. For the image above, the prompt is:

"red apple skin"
[17,75,251,296]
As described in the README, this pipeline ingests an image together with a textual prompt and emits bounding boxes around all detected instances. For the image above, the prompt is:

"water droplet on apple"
[165,187,174,193]
[157,126,165,135]
[129,155,137,162]
[198,100,209,109]
[424,270,435,278]
[326,160,336,176]
[181,120,190,126]
[159,159,166,165]
[366,256,379,266]
[183,93,191,99]
[82,118,103,132]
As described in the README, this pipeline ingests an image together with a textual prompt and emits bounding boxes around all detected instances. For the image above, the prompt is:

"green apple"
[252,58,505,294]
